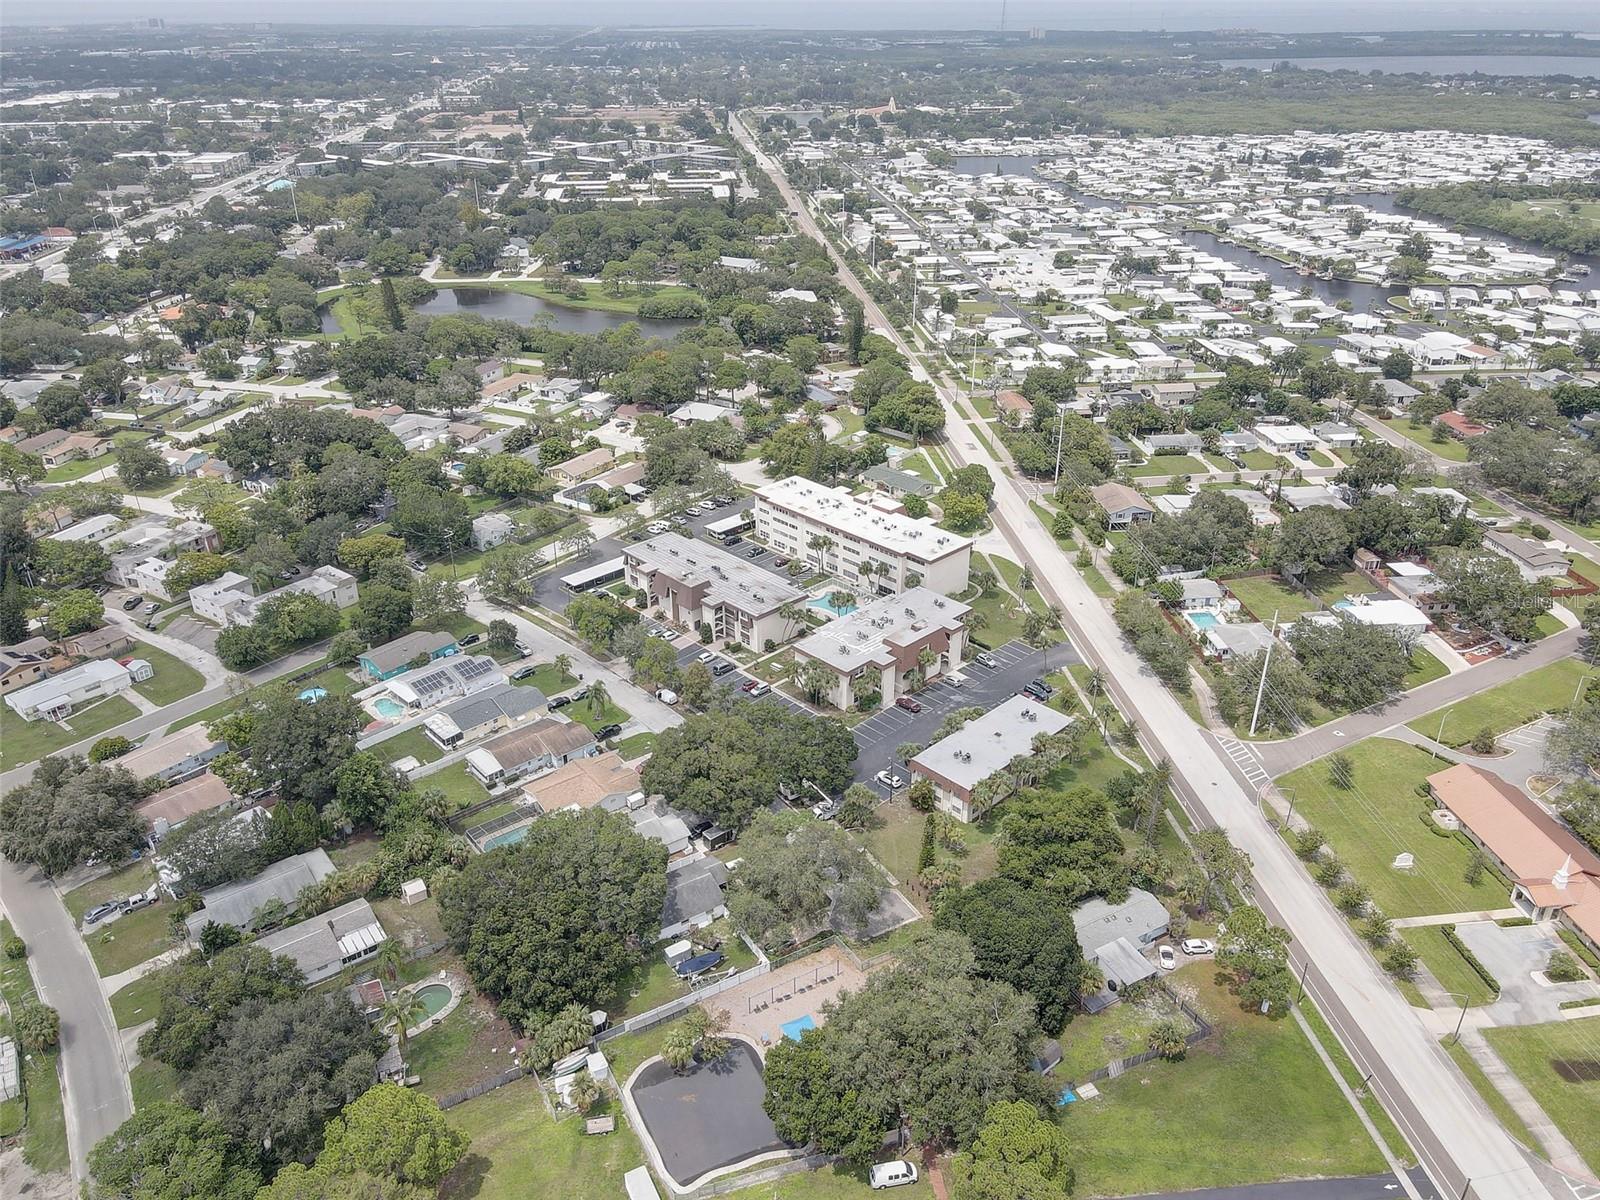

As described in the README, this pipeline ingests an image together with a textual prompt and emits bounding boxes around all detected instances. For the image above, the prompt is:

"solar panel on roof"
[456,657,494,681]
[410,668,454,696]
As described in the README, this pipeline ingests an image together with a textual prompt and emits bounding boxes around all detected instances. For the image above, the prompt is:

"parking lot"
[850,638,1080,793]
[671,642,809,715]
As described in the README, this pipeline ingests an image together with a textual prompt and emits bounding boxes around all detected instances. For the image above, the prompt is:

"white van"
[869,1161,919,1190]
[656,688,679,705]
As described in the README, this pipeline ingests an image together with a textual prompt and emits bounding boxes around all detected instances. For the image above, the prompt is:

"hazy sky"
[6,0,1599,31]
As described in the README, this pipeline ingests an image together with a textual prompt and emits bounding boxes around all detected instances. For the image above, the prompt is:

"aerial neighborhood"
[0,16,1598,1200]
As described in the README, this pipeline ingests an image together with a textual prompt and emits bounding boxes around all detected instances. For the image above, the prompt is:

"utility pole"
[1053,400,1067,487]
[1248,609,1279,737]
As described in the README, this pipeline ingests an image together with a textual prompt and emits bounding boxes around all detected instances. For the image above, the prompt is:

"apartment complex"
[623,532,806,649]
[791,587,971,711]
[753,476,973,597]
[909,695,1074,822]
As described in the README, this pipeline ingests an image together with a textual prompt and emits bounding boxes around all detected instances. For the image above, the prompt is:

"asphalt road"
[729,110,1558,1200]
[1129,1171,1441,1200]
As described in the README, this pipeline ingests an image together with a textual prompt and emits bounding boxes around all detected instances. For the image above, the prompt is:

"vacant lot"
[1063,972,1385,1195]
[1126,454,1208,478]
[1408,657,1589,748]
[1483,1017,1600,1175]
[129,643,206,707]
[1224,568,1374,623]
[1275,738,1509,919]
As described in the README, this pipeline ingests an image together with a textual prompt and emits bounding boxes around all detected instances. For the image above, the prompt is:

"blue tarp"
[673,950,724,978]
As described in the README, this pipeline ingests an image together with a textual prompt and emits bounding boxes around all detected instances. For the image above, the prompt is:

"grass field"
[1407,657,1590,748]
[1275,738,1510,919]
[373,726,445,766]
[1063,971,1386,1196]
[1401,925,1499,1007]
[130,642,206,706]
[613,731,657,760]
[1483,1017,1600,1174]
[1126,454,1208,478]
[440,1076,649,1200]
[0,694,141,769]
[1379,418,1470,462]
[85,900,176,977]
[1403,647,1450,691]
[109,965,174,1028]
[63,859,156,921]
[0,919,69,1174]
[1223,568,1373,622]
[1441,1036,1537,1149]
[510,663,578,695]
[128,1058,178,1111]
[419,760,489,810]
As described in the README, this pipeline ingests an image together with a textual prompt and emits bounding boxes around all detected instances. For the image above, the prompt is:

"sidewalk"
[1455,1029,1590,1179]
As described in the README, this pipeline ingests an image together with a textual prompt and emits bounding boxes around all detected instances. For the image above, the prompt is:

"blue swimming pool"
[781,1014,817,1041]
[808,595,857,617]
[1183,610,1221,631]
[482,824,531,851]
[372,697,406,719]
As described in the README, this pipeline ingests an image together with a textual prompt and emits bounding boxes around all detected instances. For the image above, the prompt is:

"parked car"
[1022,683,1051,701]
[1181,938,1216,956]
[122,595,143,610]
[894,696,922,713]
[722,535,742,546]
[711,660,735,676]
[511,665,538,681]
[278,569,298,581]
[811,798,841,821]
[874,770,904,789]
[741,679,759,692]
[974,651,999,669]
[1158,944,1178,971]
[570,686,589,702]
[746,547,764,559]
[142,602,159,615]
[748,682,771,697]
[549,695,572,710]
[657,688,680,705]
[123,892,157,913]
[774,557,789,568]
[460,633,481,646]
[515,643,531,657]
[83,901,122,926]
[1029,678,1054,696]
[696,650,715,664]
[596,723,623,739]
[945,674,967,687]
[870,1162,919,1190]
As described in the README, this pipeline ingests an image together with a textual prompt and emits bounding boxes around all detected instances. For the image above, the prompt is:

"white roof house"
[5,658,132,721]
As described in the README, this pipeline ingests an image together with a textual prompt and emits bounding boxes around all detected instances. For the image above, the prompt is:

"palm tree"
[587,679,610,717]
[382,991,427,1053]
[553,653,573,681]
[374,939,406,984]
[807,534,834,570]
[1085,668,1105,698]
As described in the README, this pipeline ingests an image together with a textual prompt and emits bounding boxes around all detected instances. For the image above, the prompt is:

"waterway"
[952,154,1049,178]
[1219,55,1600,78]
[1351,192,1600,277]
[318,287,694,337]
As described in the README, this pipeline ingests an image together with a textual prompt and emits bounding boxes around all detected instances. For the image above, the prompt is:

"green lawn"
[513,663,580,695]
[570,697,629,734]
[0,695,141,769]
[613,731,657,760]
[1223,568,1374,623]
[440,1076,649,1200]
[1299,1002,1414,1167]
[419,761,488,810]
[1400,925,1499,1007]
[1055,988,1192,1080]
[1441,1036,1537,1149]
[1239,450,1282,470]
[1403,647,1449,691]
[63,859,156,921]
[85,900,176,977]
[43,453,116,483]
[373,726,445,766]
[1126,455,1208,478]
[405,992,520,1099]
[1063,972,1386,1196]
[0,919,69,1174]
[128,1057,179,1111]
[1532,611,1567,640]
[601,921,758,1021]
[130,642,206,707]
[109,965,175,1028]
[1275,738,1510,919]
[1407,657,1590,748]
[1380,418,1470,462]
[1483,1017,1600,1175]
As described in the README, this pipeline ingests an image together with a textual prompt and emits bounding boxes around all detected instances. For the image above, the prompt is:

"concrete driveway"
[1453,920,1600,1024]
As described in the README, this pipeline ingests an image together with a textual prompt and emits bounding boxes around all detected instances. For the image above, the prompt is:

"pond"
[319,287,694,338]
[952,154,1048,178]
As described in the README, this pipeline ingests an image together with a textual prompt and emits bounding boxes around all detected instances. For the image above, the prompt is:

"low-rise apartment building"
[909,695,1074,822]
[623,533,806,649]
[753,476,973,597]
[791,587,971,711]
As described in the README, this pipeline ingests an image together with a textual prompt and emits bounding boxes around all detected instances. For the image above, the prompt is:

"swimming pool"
[1183,610,1221,631]
[808,595,857,617]
[482,823,532,851]
[413,982,453,1019]
[372,697,406,719]
[298,687,328,703]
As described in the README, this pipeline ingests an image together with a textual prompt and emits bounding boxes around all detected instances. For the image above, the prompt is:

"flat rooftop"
[794,586,969,672]
[911,694,1073,794]
[755,475,974,563]
[626,533,804,615]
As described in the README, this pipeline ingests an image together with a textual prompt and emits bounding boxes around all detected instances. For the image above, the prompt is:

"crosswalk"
[1500,715,1555,752]
[1215,734,1271,790]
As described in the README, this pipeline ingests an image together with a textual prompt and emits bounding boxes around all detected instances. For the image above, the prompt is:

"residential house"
[464,717,598,788]
[909,695,1074,823]
[791,587,971,712]
[381,655,503,711]
[188,572,255,625]
[862,464,937,499]
[993,389,1033,422]
[471,512,517,551]
[520,751,639,812]
[548,446,615,484]
[1202,621,1276,661]
[135,771,233,834]
[47,513,121,544]
[358,631,460,682]
[1482,530,1570,583]
[623,533,806,650]
[1178,578,1225,610]
[1090,482,1154,529]
[1255,424,1317,455]
[104,520,221,588]
[1070,888,1171,1012]
[183,848,336,934]
[660,855,731,941]
[117,724,226,785]
[1430,764,1600,955]
[1313,422,1361,450]
[0,637,55,695]
[253,899,388,985]
[1146,432,1203,456]
[225,566,359,628]
[60,626,135,661]
[422,681,545,749]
